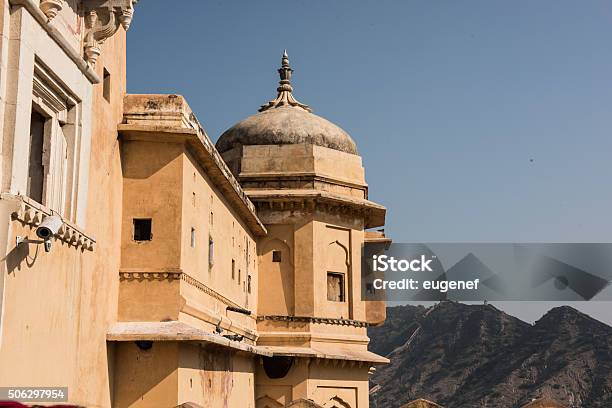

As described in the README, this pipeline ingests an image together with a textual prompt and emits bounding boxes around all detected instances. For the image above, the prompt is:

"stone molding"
[9,0,100,83]
[239,171,368,193]
[180,273,245,311]
[118,270,246,311]
[83,0,137,66]
[257,315,368,328]
[119,94,267,237]
[5,193,95,250]
[118,270,182,281]
[246,189,386,229]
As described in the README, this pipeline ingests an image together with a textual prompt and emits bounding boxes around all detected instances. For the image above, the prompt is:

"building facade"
[0,2,387,407]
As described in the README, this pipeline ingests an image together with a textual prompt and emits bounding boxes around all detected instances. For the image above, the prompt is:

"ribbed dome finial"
[259,51,312,113]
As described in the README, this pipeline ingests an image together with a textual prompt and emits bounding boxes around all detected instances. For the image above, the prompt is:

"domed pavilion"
[217,52,388,408]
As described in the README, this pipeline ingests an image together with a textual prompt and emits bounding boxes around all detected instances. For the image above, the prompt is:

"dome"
[216,51,358,156]
[216,106,357,155]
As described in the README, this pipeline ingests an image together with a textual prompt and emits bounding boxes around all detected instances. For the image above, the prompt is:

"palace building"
[0,2,387,407]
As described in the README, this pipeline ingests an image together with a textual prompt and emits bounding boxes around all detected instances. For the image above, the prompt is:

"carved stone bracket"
[40,0,64,21]
[83,0,137,66]
[5,193,96,251]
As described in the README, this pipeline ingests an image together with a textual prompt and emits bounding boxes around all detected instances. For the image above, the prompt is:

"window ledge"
[3,193,96,251]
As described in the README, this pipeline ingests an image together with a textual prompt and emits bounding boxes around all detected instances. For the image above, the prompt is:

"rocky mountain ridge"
[368,302,612,408]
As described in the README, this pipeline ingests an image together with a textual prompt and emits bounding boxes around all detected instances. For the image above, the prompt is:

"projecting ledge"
[258,345,389,365]
[107,321,272,356]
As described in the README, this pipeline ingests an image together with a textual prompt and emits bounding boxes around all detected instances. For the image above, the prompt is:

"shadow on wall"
[3,234,37,274]
[120,140,181,180]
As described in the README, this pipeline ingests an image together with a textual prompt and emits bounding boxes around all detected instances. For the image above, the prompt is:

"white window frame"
[30,59,81,221]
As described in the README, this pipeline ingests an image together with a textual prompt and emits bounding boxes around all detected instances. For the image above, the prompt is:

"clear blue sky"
[127,1,612,243]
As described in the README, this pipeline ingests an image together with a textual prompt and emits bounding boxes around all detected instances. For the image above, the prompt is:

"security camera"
[15,214,63,253]
[36,214,63,240]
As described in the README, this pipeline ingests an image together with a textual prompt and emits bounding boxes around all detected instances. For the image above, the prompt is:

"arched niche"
[325,240,351,314]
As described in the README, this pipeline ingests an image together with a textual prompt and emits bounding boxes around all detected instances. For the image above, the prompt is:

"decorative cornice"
[257,315,368,328]
[9,0,100,83]
[259,51,312,113]
[246,189,386,229]
[119,94,267,237]
[39,0,63,20]
[83,0,137,66]
[119,271,182,281]
[4,193,95,251]
[119,270,246,311]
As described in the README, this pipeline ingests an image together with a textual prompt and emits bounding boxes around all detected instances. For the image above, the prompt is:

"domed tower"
[217,52,387,408]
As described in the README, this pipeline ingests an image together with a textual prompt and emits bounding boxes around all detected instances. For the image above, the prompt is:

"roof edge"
[119,94,267,237]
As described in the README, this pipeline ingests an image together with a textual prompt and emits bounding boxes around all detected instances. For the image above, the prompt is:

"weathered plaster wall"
[0,2,126,406]
[178,345,256,408]
[121,140,184,270]
[118,137,259,336]
[73,28,126,408]
[181,147,257,314]
[258,224,295,316]
[113,341,180,408]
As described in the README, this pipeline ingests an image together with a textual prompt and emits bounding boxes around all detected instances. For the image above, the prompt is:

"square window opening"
[272,250,282,262]
[133,219,152,241]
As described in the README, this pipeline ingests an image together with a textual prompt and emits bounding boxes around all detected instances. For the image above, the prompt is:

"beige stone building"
[0,2,387,407]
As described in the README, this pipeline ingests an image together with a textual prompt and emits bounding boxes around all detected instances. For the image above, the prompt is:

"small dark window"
[133,219,152,241]
[272,250,282,262]
[231,259,235,280]
[103,68,111,102]
[208,236,214,267]
[247,275,252,294]
[190,227,196,247]
[327,272,345,302]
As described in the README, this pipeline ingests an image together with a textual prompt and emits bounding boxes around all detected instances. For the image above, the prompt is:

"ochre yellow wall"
[73,29,127,407]
[178,345,256,408]
[180,148,257,312]
[118,138,258,336]
[113,342,180,408]
[121,141,184,270]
